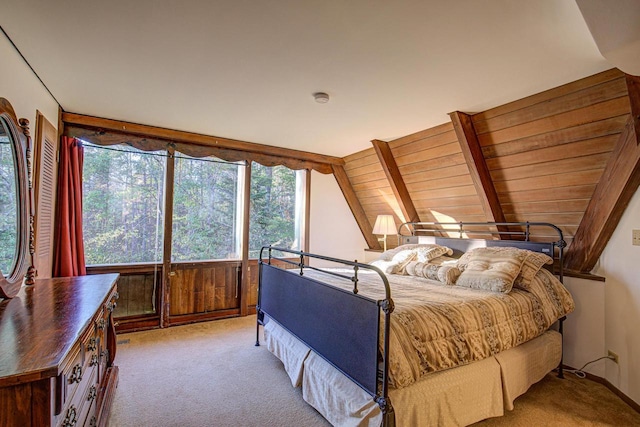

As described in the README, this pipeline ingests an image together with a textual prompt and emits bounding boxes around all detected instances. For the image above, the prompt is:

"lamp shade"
[372,215,396,235]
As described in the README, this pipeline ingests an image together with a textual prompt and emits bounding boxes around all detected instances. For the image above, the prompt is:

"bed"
[256,222,575,427]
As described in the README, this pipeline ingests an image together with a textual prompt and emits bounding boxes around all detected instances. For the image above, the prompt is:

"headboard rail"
[398,221,566,283]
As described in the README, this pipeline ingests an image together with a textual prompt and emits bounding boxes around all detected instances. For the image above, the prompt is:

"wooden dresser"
[0,274,119,427]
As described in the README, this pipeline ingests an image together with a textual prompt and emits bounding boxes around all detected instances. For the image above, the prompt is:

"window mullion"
[161,148,175,327]
[240,162,252,316]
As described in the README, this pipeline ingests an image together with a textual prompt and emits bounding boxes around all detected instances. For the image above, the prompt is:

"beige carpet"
[109,316,640,427]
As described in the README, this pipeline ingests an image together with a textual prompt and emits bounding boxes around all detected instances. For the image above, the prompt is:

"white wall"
[0,31,59,132]
[309,171,366,266]
[563,276,606,377]
[597,186,640,404]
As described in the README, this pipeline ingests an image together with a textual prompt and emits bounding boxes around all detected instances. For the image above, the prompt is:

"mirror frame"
[0,98,33,298]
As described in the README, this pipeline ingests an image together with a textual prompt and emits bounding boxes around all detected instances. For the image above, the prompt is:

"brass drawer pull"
[90,354,99,367]
[68,364,83,384]
[87,337,98,352]
[62,405,77,427]
[88,385,97,402]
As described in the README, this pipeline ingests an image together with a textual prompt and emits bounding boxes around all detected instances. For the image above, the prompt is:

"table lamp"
[372,214,396,252]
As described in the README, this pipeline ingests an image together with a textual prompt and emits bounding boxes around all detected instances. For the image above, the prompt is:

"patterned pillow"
[455,247,528,293]
[403,260,460,285]
[413,245,454,262]
[389,249,418,274]
[421,264,461,285]
[437,265,461,285]
[371,244,453,275]
[425,255,458,266]
[514,251,553,290]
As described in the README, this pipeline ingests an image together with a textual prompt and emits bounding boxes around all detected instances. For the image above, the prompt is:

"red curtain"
[53,136,86,277]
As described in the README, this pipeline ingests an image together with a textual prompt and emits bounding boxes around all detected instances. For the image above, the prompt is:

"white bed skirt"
[264,319,562,427]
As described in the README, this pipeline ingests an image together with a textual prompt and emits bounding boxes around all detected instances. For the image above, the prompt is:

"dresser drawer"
[57,366,97,427]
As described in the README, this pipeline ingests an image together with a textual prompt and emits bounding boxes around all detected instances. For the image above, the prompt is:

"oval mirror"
[0,98,31,299]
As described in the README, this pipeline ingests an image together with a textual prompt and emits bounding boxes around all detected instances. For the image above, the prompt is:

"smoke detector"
[313,92,330,103]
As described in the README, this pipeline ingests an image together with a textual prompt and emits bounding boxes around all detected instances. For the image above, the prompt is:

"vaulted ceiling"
[2,1,611,157]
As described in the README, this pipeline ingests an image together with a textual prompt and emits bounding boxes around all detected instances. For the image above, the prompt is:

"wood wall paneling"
[473,76,628,135]
[565,74,640,272]
[169,261,240,316]
[473,70,630,247]
[387,125,484,227]
[371,139,419,224]
[113,273,158,318]
[340,68,633,271]
[473,69,625,122]
[481,115,629,159]
[477,97,629,147]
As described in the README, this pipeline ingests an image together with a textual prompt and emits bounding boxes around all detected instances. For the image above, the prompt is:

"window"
[82,144,306,265]
[82,144,165,265]
[248,164,304,258]
[171,155,242,261]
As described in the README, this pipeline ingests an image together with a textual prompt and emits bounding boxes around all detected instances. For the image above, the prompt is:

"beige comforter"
[295,267,574,389]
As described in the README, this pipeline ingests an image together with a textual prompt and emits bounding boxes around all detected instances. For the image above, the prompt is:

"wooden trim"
[563,269,606,282]
[449,111,508,234]
[62,113,342,173]
[161,149,176,327]
[304,169,311,253]
[627,74,640,145]
[565,76,640,272]
[167,309,240,326]
[115,315,161,334]
[240,162,251,316]
[371,139,420,223]
[87,263,162,275]
[57,105,64,142]
[332,164,381,250]
[96,366,119,427]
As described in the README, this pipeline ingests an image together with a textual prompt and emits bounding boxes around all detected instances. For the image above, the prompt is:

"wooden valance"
[62,113,342,174]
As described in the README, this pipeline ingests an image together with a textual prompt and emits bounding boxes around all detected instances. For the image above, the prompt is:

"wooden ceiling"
[337,69,640,274]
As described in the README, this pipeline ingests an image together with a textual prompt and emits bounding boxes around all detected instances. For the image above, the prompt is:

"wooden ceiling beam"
[371,139,420,224]
[62,112,342,173]
[332,165,381,250]
[565,74,640,272]
[449,111,509,236]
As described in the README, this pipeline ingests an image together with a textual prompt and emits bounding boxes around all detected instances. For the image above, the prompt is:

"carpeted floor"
[109,316,640,427]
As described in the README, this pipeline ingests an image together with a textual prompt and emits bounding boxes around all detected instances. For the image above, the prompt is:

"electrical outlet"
[633,230,640,246]
[608,350,619,364]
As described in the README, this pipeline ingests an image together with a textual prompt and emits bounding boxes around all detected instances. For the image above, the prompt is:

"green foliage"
[82,145,165,264]
[171,156,239,261]
[0,139,17,275]
[249,164,297,258]
[82,144,300,265]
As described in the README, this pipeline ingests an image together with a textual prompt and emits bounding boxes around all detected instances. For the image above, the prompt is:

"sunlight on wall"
[377,189,405,223]
[429,210,469,238]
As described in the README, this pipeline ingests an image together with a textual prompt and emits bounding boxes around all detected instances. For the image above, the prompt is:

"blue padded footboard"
[259,263,380,395]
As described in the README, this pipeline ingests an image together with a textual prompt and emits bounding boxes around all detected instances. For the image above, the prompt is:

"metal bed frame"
[256,248,396,425]
[255,221,568,427]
